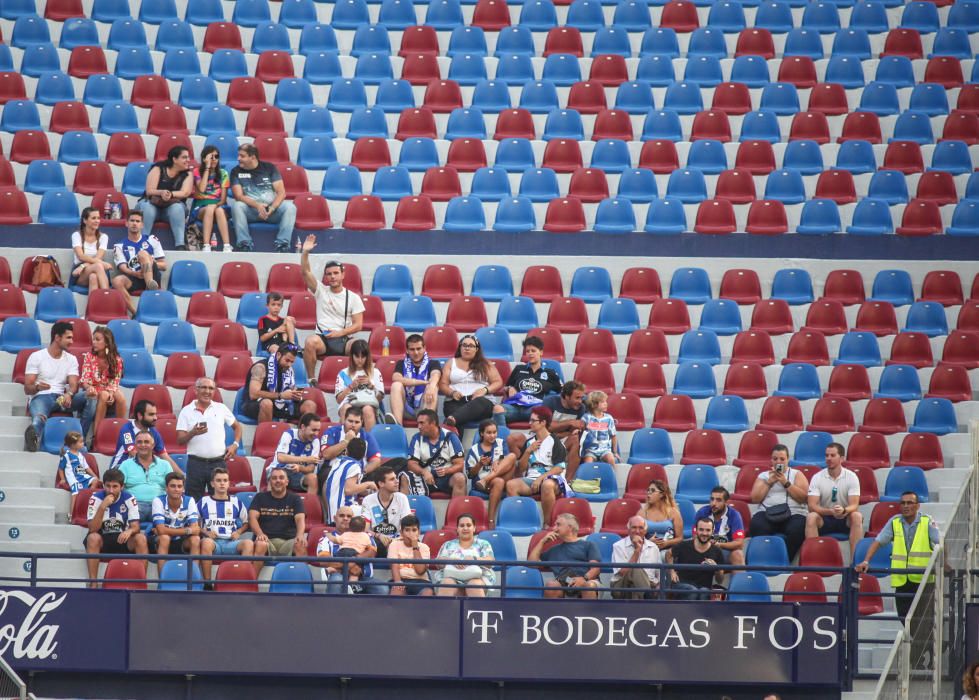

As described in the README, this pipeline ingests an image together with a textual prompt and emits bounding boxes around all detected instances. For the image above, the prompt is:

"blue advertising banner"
[461,599,841,686]
[0,588,128,672]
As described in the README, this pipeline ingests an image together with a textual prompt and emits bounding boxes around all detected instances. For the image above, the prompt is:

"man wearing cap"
[299,235,365,381]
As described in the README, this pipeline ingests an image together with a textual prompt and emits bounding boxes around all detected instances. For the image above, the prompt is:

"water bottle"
[102,198,112,219]
[381,336,390,356]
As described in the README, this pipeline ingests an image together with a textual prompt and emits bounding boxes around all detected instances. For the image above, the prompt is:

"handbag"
[31,256,63,288]
[349,388,380,408]
[763,472,792,524]
[570,478,601,494]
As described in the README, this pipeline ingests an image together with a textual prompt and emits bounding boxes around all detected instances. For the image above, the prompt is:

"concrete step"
[0,522,85,549]
[0,557,90,588]
[0,415,30,432]
[0,471,43,489]
[0,505,56,524]
[0,488,68,515]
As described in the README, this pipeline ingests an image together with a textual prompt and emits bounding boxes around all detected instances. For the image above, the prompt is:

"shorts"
[268,537,296,556]
[400,579,432,595]
[150,533,191,554]
[241,398,299,421]
[554,576,598,599]
[818,515,852,535]
[213,535,252,555]
[124,267,163,292]
[69,477,94,494]
[430,472,456,495]
[318,333,348,356]
[582,447,614,460]
[404,401,420,418]
[502,404,534,423]
[88,532,131,554]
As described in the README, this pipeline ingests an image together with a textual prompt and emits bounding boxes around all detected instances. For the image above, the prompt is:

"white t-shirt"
[361,491,412,538]
[808,468,861,508]
[25,348,79,396]
[176,401,237,459]
[314,284,365,334]
[757,469,808,516]
[71,231,108,266]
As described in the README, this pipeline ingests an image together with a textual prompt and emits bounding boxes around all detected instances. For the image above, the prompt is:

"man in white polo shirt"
[805,441,864,563]
[176,377,243,501]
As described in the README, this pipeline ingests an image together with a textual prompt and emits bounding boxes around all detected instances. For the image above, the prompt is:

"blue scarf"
[265,354,295,411]
[402,350,429,409]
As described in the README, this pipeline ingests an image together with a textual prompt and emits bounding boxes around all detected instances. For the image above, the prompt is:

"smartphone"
[196,422,207,431]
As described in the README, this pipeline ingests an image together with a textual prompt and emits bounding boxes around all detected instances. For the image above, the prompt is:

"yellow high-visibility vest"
[890,514,935,587]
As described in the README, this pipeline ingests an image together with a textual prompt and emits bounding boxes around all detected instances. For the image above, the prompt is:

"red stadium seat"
[295,194,333,229]
[89,190,129,227]
[846,432,891,469]
[9,130,50,163]
[825,364,871,400]
[806,83,848,116]
[940,331,979,368]
[867,502,901,537]
[523,327,565,362]
[856,574,884,616]
[422,79,462,112]
[723,362,769,398]
[46,0,84,19]
[852,466,879,504]
[337,263,363,297]
[648,298,691,334]
[958,86,979,116]
[920,270,963,307]
[734,140,776,174]
[185,291,229,328]
[714,169,756,204]
[225,455,256,494]
[838,112,882,144]
[915,171,958,206]
[105,132,147,166]
[392,195,435,231]
[573,329,618,364]
[887,332,934,368]
[470,0,510,29]
[799,537,844,576]
[317,355,349,390]
[923,56,963,88]
[651,394,697,432]
[749,300,794,335]
[755,396,804,433]
[0,160,12,188]
[181,386,224,408]
[422,528,454,553]
[638,140,680,173]
[203,22,243,53]
[102,559,147,590]
[266,263,306,299]
[882,28,922,59]
[943,112,979,145]
[783,331,830,365]
[680,429,726,466]
[0,284,27,320]
[396,108,438,140]
[926,364,971,403]
[600,498,643,536]
[779,56,817,88]
[129,384,174,419]
[589,56,629,87]
[217,262,260,298]
[252,421,291,459]
[622,361,667,398]
[566,81,607,114]
[445,296,488,332]
[0,258,10,285]
[444,496,489,532]
[399,26,439,57]
[368,326,407,358]
[162,352,207,391]
[660,0,699,31]
[153,134,194,163]
[806,397,856,434]
[245,107,288,140]
[822,270,865,306]
[215,561,258,592]
[607,392,645,430]
[593,109,633,140]
[895,432,944,470]
[287,292,316,330]
[695,199,737,234]
[276,163,309,196]
[746,200,788,235]
[494,109,536,140]
[883,141,924,174]
[521,266,563,302]
[814,169,857,204]
[255,51,295,84]
[803,300,849,335]
[361,295,387,331]
[567,168,610,203]
[854,301,898,336]
[132,76,172,109]
[730,464,766,503]
[789,111,830,143]
[624,464,668,501]
[540,139,581,172]
[625,329,669,364]
[84,289,128,323]
[66,46,107,78]
[92,418,127,455]
[543,198,586,232]
[204,321,249,358]
[421,167,462,202]
[573,361,616,394]
[620,267,662,303]
[734,29,774,59]
[783,573,828,603]
[421,265,463,301]
[896,199,943,236]
[712,83,753,116]
[402,54,442,85]
[547,296,589,333]
[48,102,91,134]
[548,498,595,534]
[422,326,459,360]
[544,27,583,57]
[349,140,391,172]
[212,352,253,391]
[733,430,778,469]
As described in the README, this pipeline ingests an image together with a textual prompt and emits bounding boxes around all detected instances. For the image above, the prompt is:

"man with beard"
[243,344,318,424]
[666,517,725,600]
[109,399,180,472]
[694,486,746,566]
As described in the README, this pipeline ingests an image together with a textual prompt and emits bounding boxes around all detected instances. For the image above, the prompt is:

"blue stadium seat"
[797,199,842,235]
[686,140,727,174]
[407,495,437,532]
[152,320,199,356]
[907,84,949,118]
[135,290,179,326]
[371,424,410,458]
[519,0,558,28]
[728,572,772,600]
[332,0,371,29]
[121,162,152,197]
[858,82,900,116]
[910,398,957,435]
[739,110,782,142]
[964,173,979,201]
[445,108,487,140]
[698,299,742,335]
[833,28,871,58]
[298,25,338,55]
[947,201,979,237]
[947,0,979,30]
[494,27,535,57]
[687,33,727,63]
[495,295,540,332]
[354,53,394,86]
[903,301,948,337]
[208,49,248,83]
[38,190,80,226]
[892,111,934,145]
[178,76,219,109]
[675,464,720,503]
[594,198,637,235]
[900,1,939,32]
[268,562,314,594]
[774,363,822,400]
[496,497,542,535]
[120,350,158,388]
[880,467,929,503]
[518,168,560,202]
[759,83,800,115]
[59,18,100,50]
[399,138,440,172]
[784,28,824,59]
[478,530,517,565]
[613,0,651,30]
[790,431,832,466]
[58,131,99,165]
[876,56,915,87]
[24,160,66,194]
[503,567,544,598]
[570,267,613,303]
[2,0,36,19]
[730,56,773,88]
[824,56,866,88]
[834,332,882,367]
[590,140,632,174]
[801,1,840,31]
[672,361,718,397]
[196,105,238,137]
[663,81,704,115]
[764,169,807,204]
[644,197,687,234]
[592,27,632,56]
[252,22,291,53]
[641,109,683,141]
[0,317,40,353]
[867,171,909,205]
[372,264,414,300]
[639,28,680,58]
[870,270,914,306]
[112,46,155,79]
[274,78,315,112]
[184,0,223,24]
[97,101,139,135]
[204,134,241,165]
[378,0,416,29]
[677,331,722,365]
[875,364,922,401]
[745,536,789,576]
[234,293,268,328]
[92,0,131,21]
[471,167,512,202]
[520,81,560,114]
[425,0,464,28]
[20,43,61,78]
[471,265,514,301]
[346,107,389,139]
[835,141,877,174]
[280,0,318,28]
[771,269,813,305]
[669,267,712,304]
[493,196,536,232]
[231,0,271,26]
[11,15,51,48]
[846,198,893,236]
[666,169,708,203]
[448,26,488,57]
[754,1,794,32]
[541,54,581,87]
[106,18,148,50]
[852,538,891,577]
[494,139,536,173]
[40,417,83,455]
[626,428,674,465]
[327,79,368,112]
[617,168,658,203]
[614,82,654,114]
[931,141,973,176]
[168,260,211,297]
[849,1,888,32]
[0,100,40,132]
[374,80,415,113]
[449,55,488,87]
[444,196,488,232]
[34,287,77,322]
[471,80,512,111]
[158,560,204,591]
[707,1,746,31]
[703,395,750,432]
[81,74,124,109]
[597,296,640,332]
[566,0,604,30]
[303,51,344,85]
[298,137,339,170]
[474,326,513,360]
[371,166,413,201]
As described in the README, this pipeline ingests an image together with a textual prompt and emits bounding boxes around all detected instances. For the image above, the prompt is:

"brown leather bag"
[30,256,64,288]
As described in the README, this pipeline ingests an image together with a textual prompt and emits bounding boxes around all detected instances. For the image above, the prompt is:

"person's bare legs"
[214,207,231,247]
[112,275,136,315]
[304,335,325,384]
[390,381,406,424]
[200,205,215,247]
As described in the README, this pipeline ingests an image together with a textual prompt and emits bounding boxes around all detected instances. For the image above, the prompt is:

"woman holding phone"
[191,145,232,252]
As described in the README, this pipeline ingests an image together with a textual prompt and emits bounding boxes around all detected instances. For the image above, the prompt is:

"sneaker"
[234,242,254,252]
[145,278,160,291]
[203,582,215,592]
[203,244,211,252]
[383,411,398,425]
[274,242,290,253]
[223,244,233,253]
[24,425,39,452]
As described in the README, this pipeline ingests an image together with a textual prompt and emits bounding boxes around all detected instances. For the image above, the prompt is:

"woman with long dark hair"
[80,325,125,437]
[438,335,502,429]
[335,338,384,430]
[191,145,232,251]
[138,145,193,249]
[70,207,112,291]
